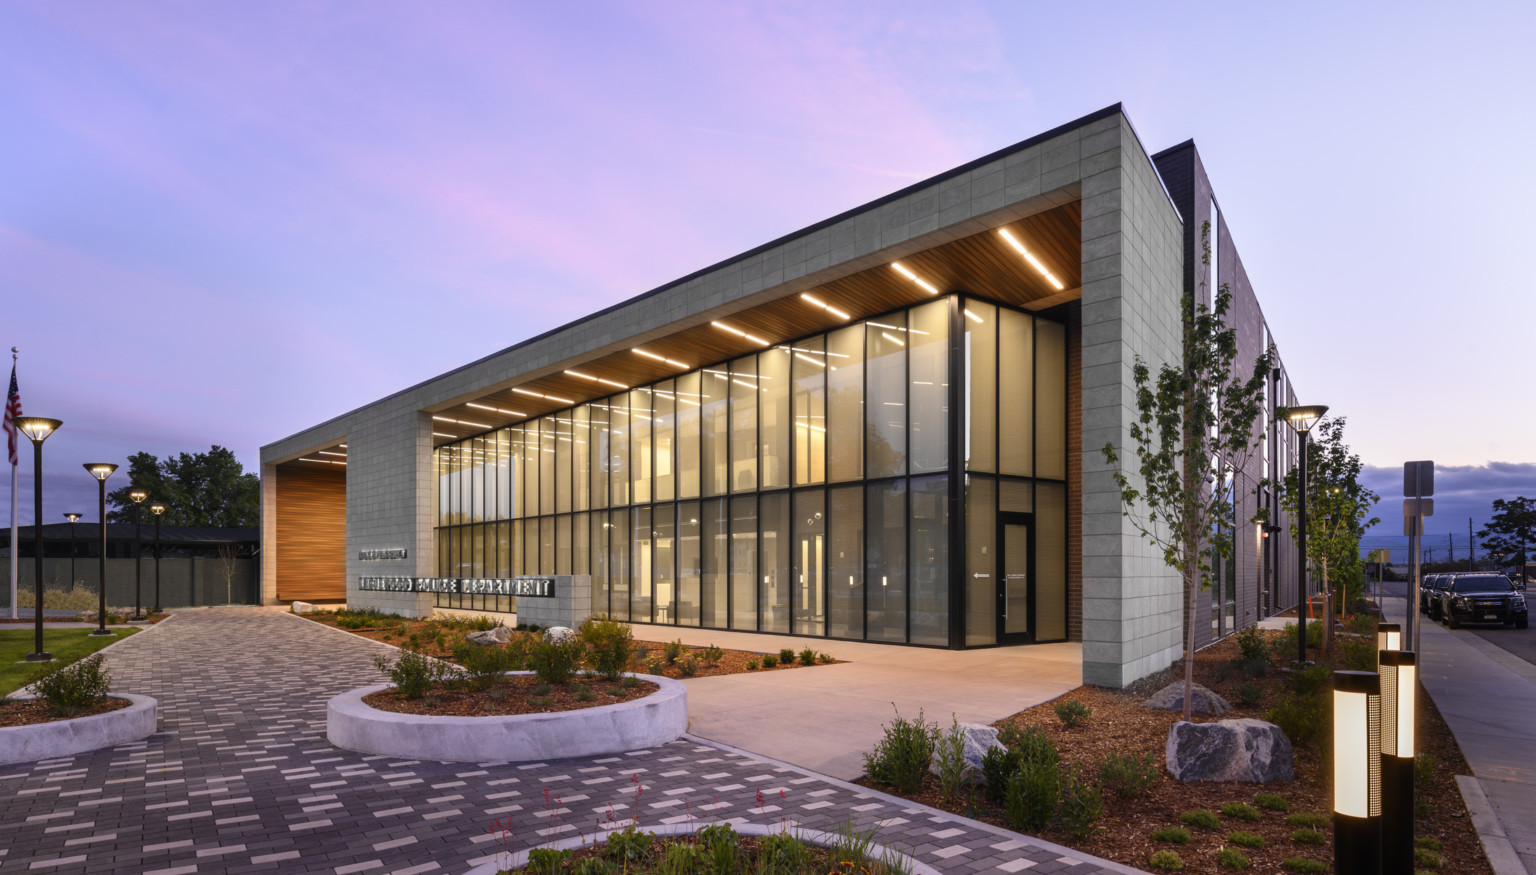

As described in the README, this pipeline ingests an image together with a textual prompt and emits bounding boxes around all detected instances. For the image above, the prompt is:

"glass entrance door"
[998,512,1033,644]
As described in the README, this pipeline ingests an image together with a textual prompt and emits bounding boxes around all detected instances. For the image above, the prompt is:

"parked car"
[1438,574,1529,629]
[1420,573,1449,616]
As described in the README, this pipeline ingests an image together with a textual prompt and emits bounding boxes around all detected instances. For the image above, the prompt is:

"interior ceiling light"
[710,320,771,346]
[432,432,455,438]
[318,450,347,457]
[800,292,851,320]
[868,321,929,336]
[793,353,826,368]
[432,415,492,429]
[467,402,526,417]
[338,444,347,448]
[997,227,1065,290]
[881,331,906,347]
[633,348,689,368]
[511,387,575,404]
[963,309,984,324]
[566,369,628,390]
[891,262,940,295]
[299,457,346,465]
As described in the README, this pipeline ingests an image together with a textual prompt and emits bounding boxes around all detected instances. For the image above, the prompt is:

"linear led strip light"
[633,347,689,368]
[299,457,346,465]
[566,369,628,390]
[432,415,493,429]
[711,320,771,346]
[891,262,940,295]
[800,292,850,320]
[511,387,575,404]
[997,227,1065,290]
[467,402,525,417]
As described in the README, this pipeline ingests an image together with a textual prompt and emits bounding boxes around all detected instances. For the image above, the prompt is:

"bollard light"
[1334,670,1383,874]
[1377,622,1400,661]
[1380,650,1417,875]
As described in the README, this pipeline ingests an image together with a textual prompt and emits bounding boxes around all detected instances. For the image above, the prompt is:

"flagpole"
[9,348,18,621]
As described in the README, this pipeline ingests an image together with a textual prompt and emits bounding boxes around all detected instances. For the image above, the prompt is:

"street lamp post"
[1282,404,1328,665]
[14,417,62,662]
[150,502,166,613]
[64,512,82,592]
[129,488,148,620]
[84,463,118,636]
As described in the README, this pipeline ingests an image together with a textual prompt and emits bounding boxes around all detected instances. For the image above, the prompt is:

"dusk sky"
[3,2,1532,550]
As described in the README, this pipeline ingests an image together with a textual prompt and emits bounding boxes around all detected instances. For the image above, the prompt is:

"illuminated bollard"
[1377,622,1400,657]
[1379,650,1417,874]
[1334,670,1382,875]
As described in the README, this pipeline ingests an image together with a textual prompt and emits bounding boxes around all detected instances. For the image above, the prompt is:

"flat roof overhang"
[427,199,1083,445]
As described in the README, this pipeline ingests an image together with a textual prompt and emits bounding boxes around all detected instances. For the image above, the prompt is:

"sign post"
[1403,462,1434,653]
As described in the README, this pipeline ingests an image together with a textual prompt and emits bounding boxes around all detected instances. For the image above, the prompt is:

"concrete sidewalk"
[1382,585,1536,874]
[624,621,1083,780]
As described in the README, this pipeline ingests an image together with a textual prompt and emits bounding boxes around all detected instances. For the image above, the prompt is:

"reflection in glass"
[793,335,827,486]
[730,495,757,629]
[760,492,789,634]
[867,313,907,478]
[909,300,948,473]
[827,325,864,482]
[794,489,826,636]
[759,349,789,490]
[866,479,907,642]
[677,503,700,626]
[730,357,758,492]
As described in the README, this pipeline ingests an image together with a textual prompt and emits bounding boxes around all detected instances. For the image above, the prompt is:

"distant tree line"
[106,445,258,528]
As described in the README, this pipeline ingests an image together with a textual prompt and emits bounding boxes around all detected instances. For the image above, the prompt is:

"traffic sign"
[1404,461,1434,497]
[1404,498,1434,517]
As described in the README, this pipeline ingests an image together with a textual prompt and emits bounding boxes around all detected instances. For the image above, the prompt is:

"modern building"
[260,104,1306,687]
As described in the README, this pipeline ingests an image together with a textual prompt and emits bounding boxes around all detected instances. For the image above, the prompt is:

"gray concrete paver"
[0,608,1142,874]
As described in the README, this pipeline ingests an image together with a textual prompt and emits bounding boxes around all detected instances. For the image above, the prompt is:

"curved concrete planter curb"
[327,672,686,763]
[462,822,941,875]
[0,694,158,766]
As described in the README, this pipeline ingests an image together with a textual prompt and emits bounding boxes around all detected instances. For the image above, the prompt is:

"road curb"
[1455,775,1530,875]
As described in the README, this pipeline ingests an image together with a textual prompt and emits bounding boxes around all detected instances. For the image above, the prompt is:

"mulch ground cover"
[494,834,904,874]
[861,628,1489,875]
[0,696,130,728]
[362,674,659,717]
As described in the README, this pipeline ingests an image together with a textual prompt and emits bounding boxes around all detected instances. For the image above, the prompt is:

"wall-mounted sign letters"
[358,548,409,561]
[357,576,556,598]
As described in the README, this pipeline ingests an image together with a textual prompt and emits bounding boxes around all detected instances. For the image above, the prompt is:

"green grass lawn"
[0,628,138,696]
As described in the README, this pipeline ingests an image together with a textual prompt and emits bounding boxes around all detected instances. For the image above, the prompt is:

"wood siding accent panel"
[275,465,346,602]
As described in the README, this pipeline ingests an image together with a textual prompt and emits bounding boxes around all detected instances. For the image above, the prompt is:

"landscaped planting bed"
[361,674,657,717]
[860,623,1489,875]
[0,627,139,697]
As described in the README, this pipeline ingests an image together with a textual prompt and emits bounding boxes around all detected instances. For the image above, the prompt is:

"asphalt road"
[1468,619,1536,666]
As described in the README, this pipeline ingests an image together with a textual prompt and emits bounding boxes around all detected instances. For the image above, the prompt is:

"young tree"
[217,543,241,605]
[1479,497,1536,582]
[1102,223,1273,723]
[1278,417,1380,652]
[107,446,258,527]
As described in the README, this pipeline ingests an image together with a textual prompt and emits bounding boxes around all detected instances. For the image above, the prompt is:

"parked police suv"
[1437,573,1529,629]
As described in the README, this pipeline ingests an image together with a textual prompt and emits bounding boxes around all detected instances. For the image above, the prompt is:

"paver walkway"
[0,608,1140,875]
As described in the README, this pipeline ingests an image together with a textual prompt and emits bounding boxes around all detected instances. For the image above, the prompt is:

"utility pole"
[1448,534,1454,564]
[1469,518,1476,571]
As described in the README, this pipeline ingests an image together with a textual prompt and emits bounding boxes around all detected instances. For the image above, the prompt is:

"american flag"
[4,363,19,466]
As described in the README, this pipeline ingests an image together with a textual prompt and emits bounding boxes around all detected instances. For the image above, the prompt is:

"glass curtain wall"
[432,294,1067,648]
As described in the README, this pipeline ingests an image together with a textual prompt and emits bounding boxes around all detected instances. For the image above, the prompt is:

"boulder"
[1166,719,1294,783]
[466,626,514,645]
[1141,682,1232,716]
[291,601,316,614]
[544,626,575,643]
[929,723,1008,786]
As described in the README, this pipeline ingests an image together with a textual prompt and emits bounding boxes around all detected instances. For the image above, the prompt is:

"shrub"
[525,848,572,874]
[1416,837,1443,851]
[1291,829,1325,845]
[1281,859,1326,874]
[655,842,702,875]
[1414,752,1436,794]
[1056,764,1103,841]
[1148,850,1185,871]
[746,659,759,671]
[863,706,938,794]
[701,644,725,666]
[1152,827,1191,844]
[1340,636,1376,672]
[798,647,817,666]
[1232,682,1263,707]
[17,585,99,611]
[1254,793,1288,812]
[779,648,796,664]
[574,858,618,875]
[678,655,699,677]
[579,616,634,680]
[336,615,369,629]
[1099,751,1160,797]
[757,832,811,874]
[31,654,112,717]
[1054,698,1092,727]
[1237,657,1270,679]
[1286,812,1328,829]
[1221,802,1262,821]
[1235,624,1269,662]
[662,639,686,665]
[1214,847,1250,869]
[1266,663,1331,750]
[1228,831,1264,848]
[818,651,835,664]
[528,634,585,685]
[372,649,450,699]
[933,716,969,800]
[451,642,521,690]
[646,657,668,675]
[605,826,653,864]
[1181,810,1220,830]
[1414,848,1446,868]
[981,746,1021,803]
[762,654,779,668]
[1002,723,1058,772]
[1004,757,1058,833]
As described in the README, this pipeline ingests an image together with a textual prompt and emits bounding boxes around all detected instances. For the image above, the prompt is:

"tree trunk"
[1321,558,1332,654]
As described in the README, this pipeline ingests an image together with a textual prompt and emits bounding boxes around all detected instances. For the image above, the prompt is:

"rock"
[929,723,1008,786]
[466,626,514,645]
[1141,682,1232,716]
[291,601,316,614]
[1166,719,1294,782]
[544,626,575,643]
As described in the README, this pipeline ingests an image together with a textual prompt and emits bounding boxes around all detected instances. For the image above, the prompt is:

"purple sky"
[3,1,1533,541]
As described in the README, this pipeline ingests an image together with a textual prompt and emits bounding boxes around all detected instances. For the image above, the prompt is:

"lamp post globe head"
[63,512,82,523]
[13,416,62,444]
[1279,404,1330,435]
[84,463,118,482]
[129,488,149,504]
[150,502,167,516]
